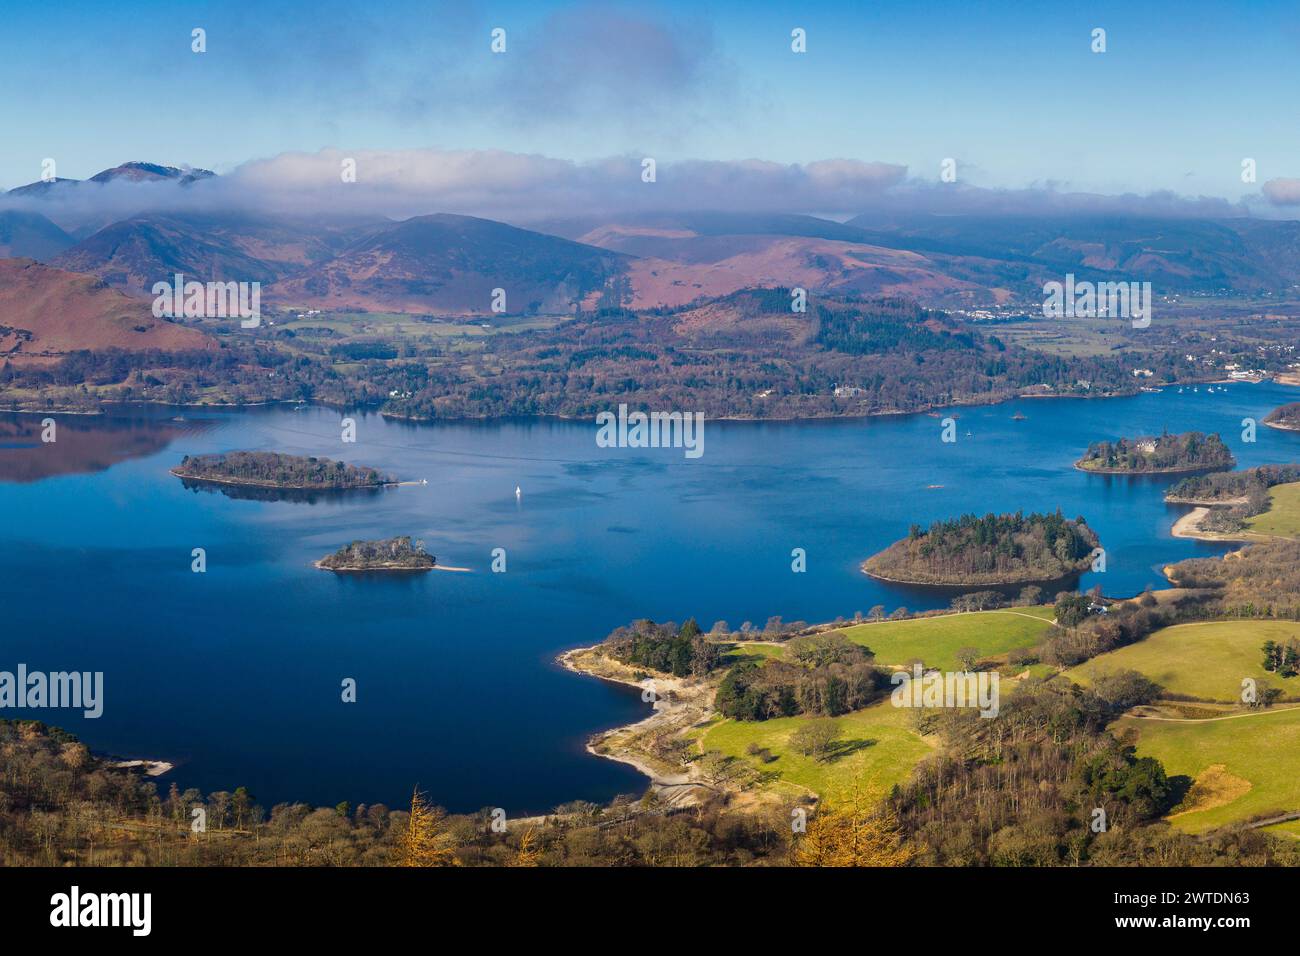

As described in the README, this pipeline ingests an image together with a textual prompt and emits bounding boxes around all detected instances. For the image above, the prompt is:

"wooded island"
[862,510,1099,586]
[317,536,435,572]
[171,451,394,490]
[1075,431,1234,474]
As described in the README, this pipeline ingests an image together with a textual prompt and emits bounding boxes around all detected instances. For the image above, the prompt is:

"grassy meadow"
[834,607,1056,670]
[1246,481,1300,539]
[695,699,932,803]
[1066,620,1300,702]
[1115,705,1300,832]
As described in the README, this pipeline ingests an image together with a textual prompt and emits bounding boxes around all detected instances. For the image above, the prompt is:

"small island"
[316,536,436,572]
[1074,431,1234,474]
[1264,403,1300,433]
[172,451,395,490]
[862,510,1099,586]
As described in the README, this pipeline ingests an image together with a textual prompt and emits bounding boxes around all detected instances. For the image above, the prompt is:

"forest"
[714,634,887,720]
[881,675,1289,866]
[0,291,1210,421]
[600,618,721,677]
[1167,463,1300,503]
[1166,538,1300,619]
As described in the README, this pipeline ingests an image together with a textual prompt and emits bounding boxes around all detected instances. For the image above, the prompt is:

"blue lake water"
[2,381,1298,814]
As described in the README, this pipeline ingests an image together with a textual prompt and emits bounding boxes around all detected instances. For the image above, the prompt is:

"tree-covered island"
[1074,431,1234,474]
[862,510,1100,586]
[316,536,435,572]
[171,451,395,490]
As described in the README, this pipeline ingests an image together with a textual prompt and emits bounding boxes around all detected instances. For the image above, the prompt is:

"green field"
[1246,482,1300,539]
[1116,706,1300,832]
[834,608,1056,670]
[1067,621,1300,702]
[1261,818,1300,839]
[697,699,931,802]
[722,642,787,662]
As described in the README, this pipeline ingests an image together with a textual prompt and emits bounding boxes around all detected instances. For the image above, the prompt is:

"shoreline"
[11,370,1296,424]
[860,560,1086,589]
[314,560,433,572]
[1169,507,1256,542]
[8,384,1144,425]
[312,559,470,573]
[107,758,174,777]
[1074,460,1234,476]
[557,645,719,807]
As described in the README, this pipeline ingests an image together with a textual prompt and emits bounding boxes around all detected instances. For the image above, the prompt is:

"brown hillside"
[621,237,988,309]
[0,258,214,355]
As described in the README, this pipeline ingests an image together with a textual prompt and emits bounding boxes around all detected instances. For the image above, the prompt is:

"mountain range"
[4,161,1300,335]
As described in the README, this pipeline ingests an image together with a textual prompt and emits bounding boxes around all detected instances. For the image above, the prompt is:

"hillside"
[0,258,213,355]
[52,212,364,295]
[558,210,1300,304]
[268,213,627,314]
[845,213,1300,294]
[0,210,75,261]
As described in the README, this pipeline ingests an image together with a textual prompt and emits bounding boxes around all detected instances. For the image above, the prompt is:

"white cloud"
[1262,178,1300,206]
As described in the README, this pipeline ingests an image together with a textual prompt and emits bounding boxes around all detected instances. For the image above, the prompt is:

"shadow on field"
[821,738,877,762]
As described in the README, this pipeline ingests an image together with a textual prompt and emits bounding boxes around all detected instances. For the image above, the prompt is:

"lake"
[1,381,1297,814]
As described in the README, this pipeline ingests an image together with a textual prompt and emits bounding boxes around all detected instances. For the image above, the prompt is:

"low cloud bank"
[1,147,1283,231]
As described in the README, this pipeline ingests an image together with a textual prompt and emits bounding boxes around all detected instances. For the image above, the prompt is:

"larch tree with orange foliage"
[792,787,916,867]
[395,787,460,867]
[512,827,542,867]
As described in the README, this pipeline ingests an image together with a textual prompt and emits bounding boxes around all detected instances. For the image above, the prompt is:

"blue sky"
[1,0,1296,204]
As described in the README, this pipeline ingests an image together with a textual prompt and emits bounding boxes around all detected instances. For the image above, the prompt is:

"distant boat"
[1012,412,1026,421]
[965,430,972,438]
[515,485,522,499]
